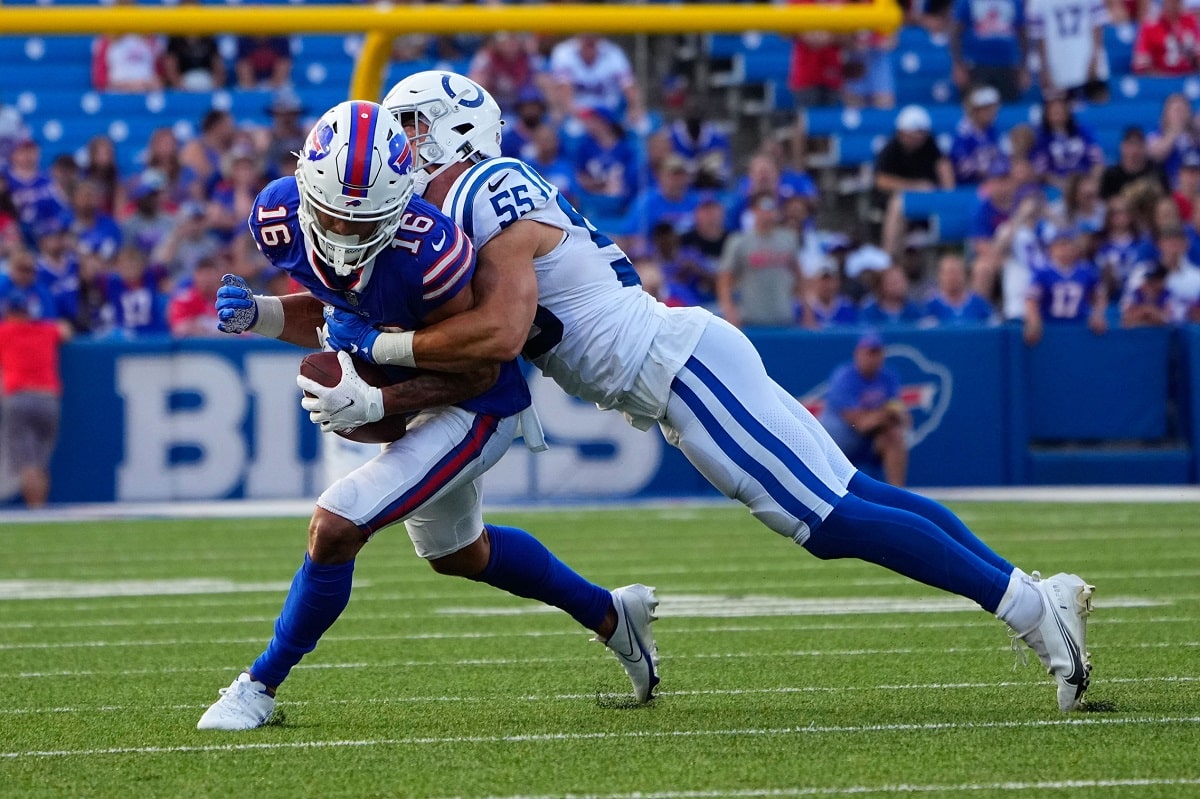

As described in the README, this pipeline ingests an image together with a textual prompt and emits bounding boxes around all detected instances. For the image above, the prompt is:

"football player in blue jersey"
[342,72,1097,713]
[197,101,658,731]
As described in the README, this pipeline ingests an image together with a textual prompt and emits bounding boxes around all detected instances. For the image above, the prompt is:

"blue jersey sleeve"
[401,196,476,316]
[247,178,307,273]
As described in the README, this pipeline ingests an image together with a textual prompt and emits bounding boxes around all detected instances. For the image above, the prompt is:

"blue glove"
[323,305,381,363]
[216,274,258,334]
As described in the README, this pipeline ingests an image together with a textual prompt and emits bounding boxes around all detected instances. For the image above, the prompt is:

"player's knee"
[308,508,369,564]
[428,529,491,577]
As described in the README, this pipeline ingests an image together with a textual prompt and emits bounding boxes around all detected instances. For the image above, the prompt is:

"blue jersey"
[819,362,901,453]
[1027,260,1102,321]
[35,254,80,318]
[104,270,170,336]
[248,177,529,418]
[0,275,57,321]
[805,296,859,327]
[859,298,924,325]
[923,292,995,325]
[626,188,701,238]
[953,0,1025,67]
[1095,233,1147,289]
[1031,126,1103,178]
[950,121,1005,185]
[667,121,732,186]
[5,169,57,221]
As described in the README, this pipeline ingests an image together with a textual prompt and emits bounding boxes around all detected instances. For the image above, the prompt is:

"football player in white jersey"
[324,73,1095,713]
[197,102,659,731]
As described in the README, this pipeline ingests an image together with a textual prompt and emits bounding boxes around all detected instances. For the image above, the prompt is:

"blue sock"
[251,554,355,688]
[471,525,612,631]
[804,494,1010,612]
[848,472,1014,574]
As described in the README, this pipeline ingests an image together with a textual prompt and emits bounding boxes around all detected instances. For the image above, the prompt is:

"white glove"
[296,351,385,433]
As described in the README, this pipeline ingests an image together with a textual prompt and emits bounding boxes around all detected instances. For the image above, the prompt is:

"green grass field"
[1,501,1198,798]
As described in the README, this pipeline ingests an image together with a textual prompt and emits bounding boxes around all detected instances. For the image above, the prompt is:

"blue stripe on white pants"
[663,318,849,543]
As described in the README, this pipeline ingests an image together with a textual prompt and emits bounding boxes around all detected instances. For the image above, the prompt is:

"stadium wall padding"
[39,325,1197,504]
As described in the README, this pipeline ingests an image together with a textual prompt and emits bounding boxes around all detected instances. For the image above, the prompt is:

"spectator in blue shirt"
[923,252,996,325]
[527,124,579,205]
[572,106,640,235]
[950,86,1007,186]
[0,248,57,321]
[949,0,1028,102]
[625,153,700,241]
[1024,223,1108,345]
[500,87,549,161]
[819,330,911,486]
[1031,93,1105,189]
[799,257,859,329]
[68,179,122,263]
[664,97,733,190]
[860,265,924,325]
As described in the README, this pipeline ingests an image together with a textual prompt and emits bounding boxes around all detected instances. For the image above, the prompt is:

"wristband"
[251,295,285,339]
[372,330,417,367]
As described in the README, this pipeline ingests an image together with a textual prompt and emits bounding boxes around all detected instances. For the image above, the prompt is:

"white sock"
[994,568,1044,635]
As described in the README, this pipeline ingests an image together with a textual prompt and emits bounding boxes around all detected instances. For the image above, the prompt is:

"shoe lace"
[1006,570,1042,670]
[1007,627,1030,670]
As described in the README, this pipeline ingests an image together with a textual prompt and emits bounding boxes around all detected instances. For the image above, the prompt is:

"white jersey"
[1027,0,1108,89]
[548,37,635,113]
[439,157,683,411]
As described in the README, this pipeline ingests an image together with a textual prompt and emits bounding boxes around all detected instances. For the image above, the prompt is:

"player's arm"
[216,276,325,349]
[416,219,545,368]
[379,363,500,416]
[409,220,546,371]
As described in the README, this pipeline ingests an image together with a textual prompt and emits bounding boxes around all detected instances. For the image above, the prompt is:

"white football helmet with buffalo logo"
[294,100,415,276]
[382,71,503,185]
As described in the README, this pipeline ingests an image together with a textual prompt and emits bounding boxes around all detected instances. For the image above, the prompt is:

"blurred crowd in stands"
[2,0,1200,351]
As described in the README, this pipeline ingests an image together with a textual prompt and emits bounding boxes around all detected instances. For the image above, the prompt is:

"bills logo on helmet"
[307,122,335,161]
[388,134,414,176]
[800,344,953,449]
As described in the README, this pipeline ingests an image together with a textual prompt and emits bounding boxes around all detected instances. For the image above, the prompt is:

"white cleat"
[1019,572,1094,712]
[599,584,660,703]
[197,672,276,730]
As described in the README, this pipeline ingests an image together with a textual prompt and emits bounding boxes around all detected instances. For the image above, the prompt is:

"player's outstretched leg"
[197,553,353,730]
[805,494,1093,710]
[465,524,660,703]
[846,472,1015,572]
[198,510,363,731]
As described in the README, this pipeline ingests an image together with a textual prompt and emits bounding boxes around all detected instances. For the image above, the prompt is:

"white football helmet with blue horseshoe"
[294,100,416,277]
[382,71,503,187]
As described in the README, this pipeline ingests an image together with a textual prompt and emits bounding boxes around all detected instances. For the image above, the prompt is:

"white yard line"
[4,716,1199,760]
[5,641,1198,679]
[2,676,1197,717]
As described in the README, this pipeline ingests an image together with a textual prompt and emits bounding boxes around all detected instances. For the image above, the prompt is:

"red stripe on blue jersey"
[363,414,500,533]
[343,102,377,198]
[422,227,475,302]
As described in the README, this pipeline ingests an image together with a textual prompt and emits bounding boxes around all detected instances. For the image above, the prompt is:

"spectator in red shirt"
[0,293,70,507]
[167,255,222,337]
[1133,0,1200,75]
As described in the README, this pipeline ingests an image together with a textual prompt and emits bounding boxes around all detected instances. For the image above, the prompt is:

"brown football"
[299,351,410,444]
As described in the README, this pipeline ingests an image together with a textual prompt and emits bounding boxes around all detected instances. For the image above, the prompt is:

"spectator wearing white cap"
[949,86,1008,186]
[874,105,956,256]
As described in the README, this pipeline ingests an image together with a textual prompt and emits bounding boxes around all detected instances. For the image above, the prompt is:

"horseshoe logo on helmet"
[442,74,485,108]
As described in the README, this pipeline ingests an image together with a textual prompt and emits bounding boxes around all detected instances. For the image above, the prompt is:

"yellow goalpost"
[0,2,902,101]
